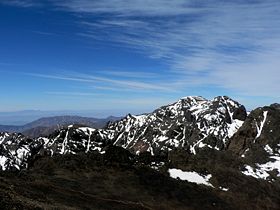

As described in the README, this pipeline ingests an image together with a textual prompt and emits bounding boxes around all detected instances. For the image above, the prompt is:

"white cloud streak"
[53,0,280,97]
[27,71,178,92]
[97,70,159,79]
[0,0,41,7]
[45,91,102,96]
[6,0,280,98]
[54,0,201,16]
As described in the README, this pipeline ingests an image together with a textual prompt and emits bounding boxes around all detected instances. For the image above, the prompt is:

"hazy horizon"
[0,94,275,125]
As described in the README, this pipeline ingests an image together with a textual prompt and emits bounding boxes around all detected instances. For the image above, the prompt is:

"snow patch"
[255,111,268,140]
[0,156,8,170]
[79,127,95,133]
[150,162,165,170]
[60,129,69,154]
[264,145,273,155]
[168,168,213,187]
[242,156,280,180]
[241,148,249,158]
[157,136,168,142]
[227,119,244,138]
[132,114,147,127]
[219,187,229,191]
[242,165,270,179]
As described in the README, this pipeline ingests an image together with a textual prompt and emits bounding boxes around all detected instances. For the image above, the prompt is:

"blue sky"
[0,0,279,116]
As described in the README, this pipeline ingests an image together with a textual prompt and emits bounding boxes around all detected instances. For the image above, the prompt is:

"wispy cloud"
[54,0,201,17]
[31,30,57,36]
[6,0,280,98]
[27,71,178,92]
[0,0,41,7]
[97,70,159,79]
[45,91,102,97]
[51,0,280,97]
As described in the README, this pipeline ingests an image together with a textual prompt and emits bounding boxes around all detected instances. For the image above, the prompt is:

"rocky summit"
[108,96,247,155]
[0,96,280,210]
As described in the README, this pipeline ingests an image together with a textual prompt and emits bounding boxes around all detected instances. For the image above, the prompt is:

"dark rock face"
[228,105,280,157]
[270,103,280,109]
[226,104,280,182]
[232,105,247,121]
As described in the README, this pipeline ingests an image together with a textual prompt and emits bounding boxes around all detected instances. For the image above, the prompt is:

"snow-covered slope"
[0,132,38,170]
[37,125,114,155]
[0,126,115,170]
[108,96,247,155]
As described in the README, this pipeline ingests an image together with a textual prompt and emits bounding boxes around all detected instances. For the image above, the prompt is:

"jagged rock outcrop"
[228,104,280,156]
[0,132,42,170]
[228,104,280,180]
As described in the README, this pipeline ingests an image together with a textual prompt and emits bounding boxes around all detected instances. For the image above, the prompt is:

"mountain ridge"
[0,96,279,179]
[0,95,280,209]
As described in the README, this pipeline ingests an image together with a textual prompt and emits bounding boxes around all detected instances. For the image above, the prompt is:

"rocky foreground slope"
[0,96,280,209]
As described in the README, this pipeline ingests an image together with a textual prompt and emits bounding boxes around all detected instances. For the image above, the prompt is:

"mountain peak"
[181,96,207,101]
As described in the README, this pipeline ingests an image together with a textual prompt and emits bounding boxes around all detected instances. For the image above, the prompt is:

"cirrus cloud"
[3,0,280,99]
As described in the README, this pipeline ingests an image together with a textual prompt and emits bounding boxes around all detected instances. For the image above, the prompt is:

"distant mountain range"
[0,110,123,125]
[0,115,121,138]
